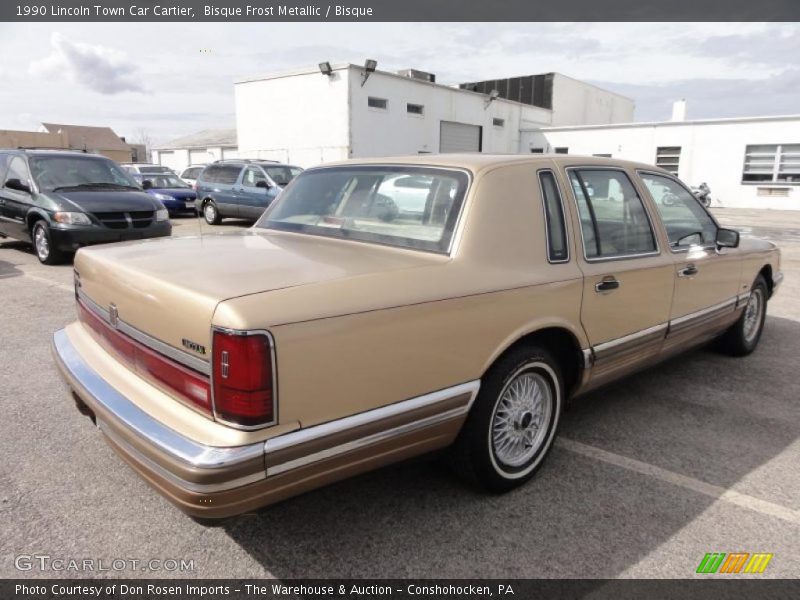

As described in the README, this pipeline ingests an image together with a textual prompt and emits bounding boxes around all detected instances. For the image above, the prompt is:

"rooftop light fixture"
[361,59,378,87]
[318,61,333,77]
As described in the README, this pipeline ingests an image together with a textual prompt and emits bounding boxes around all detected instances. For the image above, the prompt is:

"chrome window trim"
[537,168,570,264]
[265,380,480,476]
[77,288,210,375]
[209,326,279,431]
[636,169,721,253]
[564,166,661,263]
[257,163,474,257]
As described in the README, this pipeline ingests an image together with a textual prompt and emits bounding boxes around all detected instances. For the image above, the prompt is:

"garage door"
[157,151,182,171]
[189,149,209,165]
[439,121,482,153]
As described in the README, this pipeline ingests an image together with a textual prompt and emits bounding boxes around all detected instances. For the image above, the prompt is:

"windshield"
[29,156,141,192]
[138,174,190,189]
[263,166,303,187]
[256,166,470,253]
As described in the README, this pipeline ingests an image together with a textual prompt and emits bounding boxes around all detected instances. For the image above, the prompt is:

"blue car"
[195,160,303,225]
[134,173,197,217]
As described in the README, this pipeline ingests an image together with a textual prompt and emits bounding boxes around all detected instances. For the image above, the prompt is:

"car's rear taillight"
[77,300,212,414]
[212,330,275,428]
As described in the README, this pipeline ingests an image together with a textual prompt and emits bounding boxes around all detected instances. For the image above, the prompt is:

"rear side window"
[568,169,657,259]
[538,170,569,262]
[201,165,241,185]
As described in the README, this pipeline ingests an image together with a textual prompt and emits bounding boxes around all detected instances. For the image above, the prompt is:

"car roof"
[314,153,666,176]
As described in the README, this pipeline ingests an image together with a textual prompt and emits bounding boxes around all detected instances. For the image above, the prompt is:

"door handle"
[678,264,699,277]
[595,278,620,292]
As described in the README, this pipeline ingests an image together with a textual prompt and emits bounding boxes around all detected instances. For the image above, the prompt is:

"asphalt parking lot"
[1,208,798,579]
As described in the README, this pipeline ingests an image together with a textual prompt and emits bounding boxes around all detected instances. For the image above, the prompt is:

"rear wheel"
[32,221,66,265]
[452,344,563,492]
[203,200,221,225]
[717,274,768,356]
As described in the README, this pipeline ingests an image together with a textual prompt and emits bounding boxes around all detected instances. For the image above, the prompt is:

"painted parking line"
[558,438,800,526]
[19,270,74,293]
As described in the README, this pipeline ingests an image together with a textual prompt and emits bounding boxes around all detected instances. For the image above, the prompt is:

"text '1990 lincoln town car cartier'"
[52,155,783,519]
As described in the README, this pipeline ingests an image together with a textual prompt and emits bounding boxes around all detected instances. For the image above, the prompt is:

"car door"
[0,155,35,240]
[638,171,742,353]
[236,166,275,220]
[563,166,675,388]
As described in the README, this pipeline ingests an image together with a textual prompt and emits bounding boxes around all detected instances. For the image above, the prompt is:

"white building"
[233,64,634,166]
[151,129,238,174]
[522,112,800,210]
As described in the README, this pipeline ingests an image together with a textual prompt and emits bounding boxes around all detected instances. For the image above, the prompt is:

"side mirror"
[716,228,740,249]
[255,180,270,189]
[5,178,31,194]
[141,179,153,190]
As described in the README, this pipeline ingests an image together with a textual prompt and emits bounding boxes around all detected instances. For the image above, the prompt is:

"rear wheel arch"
[486,326,585,399]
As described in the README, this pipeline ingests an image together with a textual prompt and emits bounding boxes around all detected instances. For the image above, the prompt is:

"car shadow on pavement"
[221,315,799,578]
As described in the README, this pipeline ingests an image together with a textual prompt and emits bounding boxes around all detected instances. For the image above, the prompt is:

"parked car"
[121,163,175,176]
[133,173,197,217]
[0,150,171,265]
[52,155,782,519]
[195,159,303,225]
[179,164,206,187]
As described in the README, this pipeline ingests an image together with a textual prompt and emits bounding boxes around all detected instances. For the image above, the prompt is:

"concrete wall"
[520,116,800,210]
[549,74,635,127]
[348,67,552,158]
[0,130,67,150]
[235,66,352,167]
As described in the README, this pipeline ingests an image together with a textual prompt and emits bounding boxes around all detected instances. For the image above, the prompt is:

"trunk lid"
[74,230,440,362]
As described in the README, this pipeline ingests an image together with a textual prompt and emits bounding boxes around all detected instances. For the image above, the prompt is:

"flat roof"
[234,63,556,113]
[526,113,800,133]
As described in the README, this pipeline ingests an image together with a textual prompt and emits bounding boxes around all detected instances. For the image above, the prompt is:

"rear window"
[182,167,203,179]
[139,166,171,174]
[200,164,241,185]
[256,165,470,254]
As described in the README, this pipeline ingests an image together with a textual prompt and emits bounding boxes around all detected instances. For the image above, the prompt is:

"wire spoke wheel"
[743,288,764,343]
[491,370,553,468]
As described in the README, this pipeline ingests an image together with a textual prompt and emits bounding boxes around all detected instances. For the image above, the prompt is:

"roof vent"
[397,69,436,83]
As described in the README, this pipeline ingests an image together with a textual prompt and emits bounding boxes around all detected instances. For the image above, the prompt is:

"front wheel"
[32,221,66,265]
[717,275,768,356]
[202,200,222,225]
[451,345,563,492]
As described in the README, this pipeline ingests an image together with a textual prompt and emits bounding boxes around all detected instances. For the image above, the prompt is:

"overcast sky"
[0,22,797,146]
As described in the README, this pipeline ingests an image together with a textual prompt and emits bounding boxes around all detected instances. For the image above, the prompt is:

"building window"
[530,148,544,154]
[656,146,681,175]
[743,144,800,184]
[406,103,424,115]
[554,147,568,154]
[492,118,505,127]
[368,97,388,110]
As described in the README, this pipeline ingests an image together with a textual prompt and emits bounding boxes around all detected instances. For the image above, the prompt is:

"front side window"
[263,166,302,187]
[243,166,267,187]
[28,156,138,192]
[538,170,568,262]
[4,157,31,188]
[568,169,656,259]
[257,166,469,253]
[640,172,717,248]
